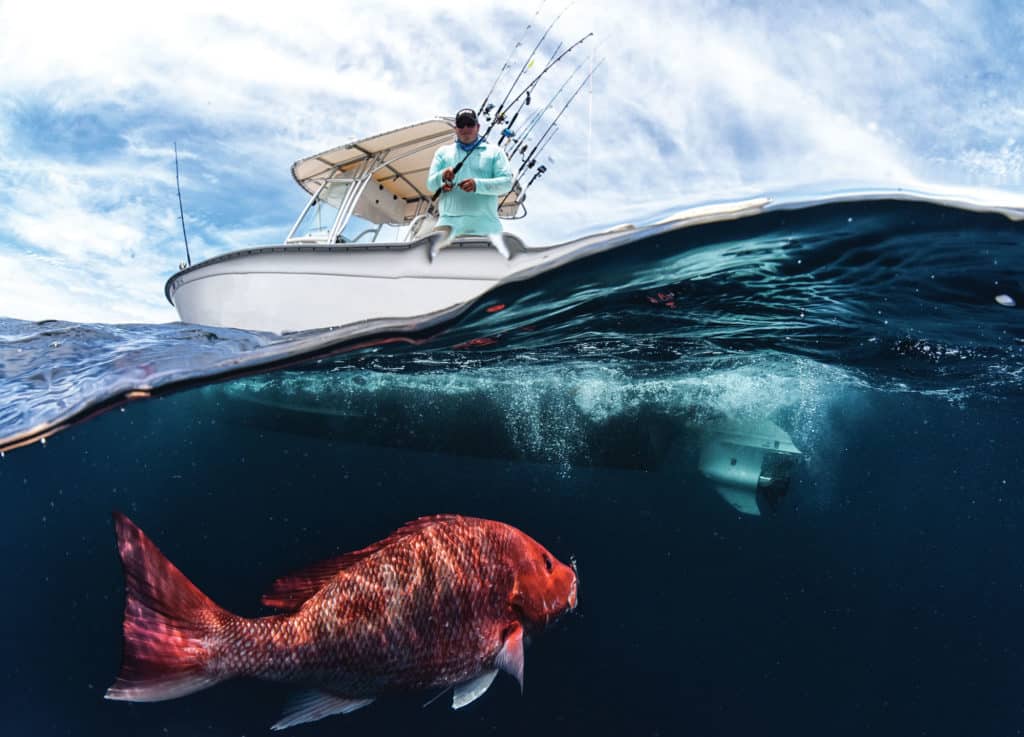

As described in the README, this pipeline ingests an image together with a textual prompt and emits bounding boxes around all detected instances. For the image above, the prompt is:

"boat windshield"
[288,179,353,243]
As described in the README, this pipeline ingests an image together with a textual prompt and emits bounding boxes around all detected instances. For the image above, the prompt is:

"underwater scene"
[2,197,1024,736]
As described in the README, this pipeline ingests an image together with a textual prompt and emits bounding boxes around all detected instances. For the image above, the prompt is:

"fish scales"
[224,518,516,692]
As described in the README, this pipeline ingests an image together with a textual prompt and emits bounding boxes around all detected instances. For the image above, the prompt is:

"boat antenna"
[174,142,192,268]
[478,0,548,117]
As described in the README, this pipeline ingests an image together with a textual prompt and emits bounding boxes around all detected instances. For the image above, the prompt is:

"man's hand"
[442,167,455,192]
[459,178,477,192]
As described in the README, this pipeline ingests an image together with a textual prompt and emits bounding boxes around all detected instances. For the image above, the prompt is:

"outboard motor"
[698,419,802,516]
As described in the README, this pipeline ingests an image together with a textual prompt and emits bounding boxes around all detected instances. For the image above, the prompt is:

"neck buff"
[457,136,482,153]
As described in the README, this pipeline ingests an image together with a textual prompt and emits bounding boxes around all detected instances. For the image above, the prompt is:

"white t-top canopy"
[291,118,523,223]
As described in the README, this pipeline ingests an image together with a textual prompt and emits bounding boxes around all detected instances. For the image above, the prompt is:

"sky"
[1,0,1022,324]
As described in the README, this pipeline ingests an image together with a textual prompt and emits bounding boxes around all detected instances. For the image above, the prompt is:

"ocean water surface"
[2,195,1024,735]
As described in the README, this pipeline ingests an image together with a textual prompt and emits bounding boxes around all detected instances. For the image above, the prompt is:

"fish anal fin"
[452,669,498,710]
[270,690,374,731]
[496,622,525,692]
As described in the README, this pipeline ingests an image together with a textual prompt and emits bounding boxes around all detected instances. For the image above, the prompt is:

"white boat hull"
[168,239,516,333]
[166,199,773,334]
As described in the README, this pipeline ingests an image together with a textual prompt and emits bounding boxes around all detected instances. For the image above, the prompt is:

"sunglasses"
[456,120,478,129]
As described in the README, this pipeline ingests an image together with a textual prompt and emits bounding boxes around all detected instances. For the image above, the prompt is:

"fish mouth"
[568,556,579,611]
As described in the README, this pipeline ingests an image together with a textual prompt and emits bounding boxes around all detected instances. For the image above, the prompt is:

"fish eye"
[543,554,553,573]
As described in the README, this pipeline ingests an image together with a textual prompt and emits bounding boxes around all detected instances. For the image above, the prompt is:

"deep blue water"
[2,197,1024,736]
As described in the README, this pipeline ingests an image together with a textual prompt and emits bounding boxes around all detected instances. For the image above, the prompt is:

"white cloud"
[1,0,1022,323]
[0,252,176,324]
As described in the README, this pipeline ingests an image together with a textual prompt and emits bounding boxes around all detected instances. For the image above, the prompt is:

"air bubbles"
[995,294,1016,307]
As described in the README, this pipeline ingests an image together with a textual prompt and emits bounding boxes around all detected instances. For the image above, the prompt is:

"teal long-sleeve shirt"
[426,138,513,237]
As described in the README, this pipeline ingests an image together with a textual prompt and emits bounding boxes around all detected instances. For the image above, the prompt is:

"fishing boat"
[164,115,770,334]
[162,21,775,335]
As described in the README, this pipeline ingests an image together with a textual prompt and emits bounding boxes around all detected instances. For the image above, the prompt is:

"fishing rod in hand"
[478,0,548,117]
[429,135,486,204]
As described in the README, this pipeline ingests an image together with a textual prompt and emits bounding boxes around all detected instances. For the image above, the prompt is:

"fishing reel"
[526,164,547,188]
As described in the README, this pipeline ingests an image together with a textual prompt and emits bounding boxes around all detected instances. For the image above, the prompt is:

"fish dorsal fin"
[261,554,362,610]
[270,690,374,731]
[495,622,525,691]
[262,515,470,611]
[452,670,498,709]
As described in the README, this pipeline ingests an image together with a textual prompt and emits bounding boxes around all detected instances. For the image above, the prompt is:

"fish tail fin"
[106,512,233,702]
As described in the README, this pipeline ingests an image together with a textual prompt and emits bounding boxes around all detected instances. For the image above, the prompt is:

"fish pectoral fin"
[496,622,525,692]
[452,669,499,710]
[270,690,374,731]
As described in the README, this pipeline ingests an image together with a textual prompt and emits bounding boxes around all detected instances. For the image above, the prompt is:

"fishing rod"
[496,41,563,150]
[488,1,574,130]
[490,30,593,140]
[174,142,191,267]
[499,57,601,212]
[517,58,603,180]
[478,0,548,117]
[512,38,605,155]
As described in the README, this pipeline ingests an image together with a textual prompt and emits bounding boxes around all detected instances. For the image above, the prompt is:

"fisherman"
[426,108,514,261]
